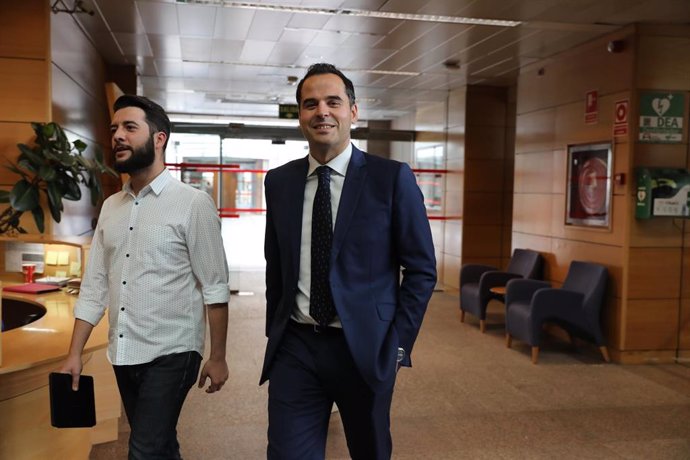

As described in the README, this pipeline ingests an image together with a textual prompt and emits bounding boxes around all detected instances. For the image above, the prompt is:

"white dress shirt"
[75,169,230,365]
[292,144,352,327]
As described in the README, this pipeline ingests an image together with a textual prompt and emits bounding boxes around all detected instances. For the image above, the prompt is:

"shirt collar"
[307,143,352,178]
[123,168,172,197]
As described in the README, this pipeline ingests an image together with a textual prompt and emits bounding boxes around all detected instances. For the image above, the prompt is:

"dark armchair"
[505,260,609,364]
[459,248,543,332]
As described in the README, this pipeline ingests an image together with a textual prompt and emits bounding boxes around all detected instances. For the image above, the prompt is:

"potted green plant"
[0,122,117,234]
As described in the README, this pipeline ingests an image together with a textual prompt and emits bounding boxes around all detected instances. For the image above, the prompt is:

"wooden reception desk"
[0,288,120,459]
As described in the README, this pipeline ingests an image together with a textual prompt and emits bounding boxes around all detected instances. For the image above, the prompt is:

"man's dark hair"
[296,63,356,107]
[113,94,171,150]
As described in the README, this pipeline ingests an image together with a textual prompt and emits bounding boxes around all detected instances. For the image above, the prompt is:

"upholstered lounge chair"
[505,260,609,364]
[459,248,543,332]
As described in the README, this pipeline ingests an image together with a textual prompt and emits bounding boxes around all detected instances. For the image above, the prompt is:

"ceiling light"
[182,59,421,77]
[197,1,521,27]
[363,69,420,77]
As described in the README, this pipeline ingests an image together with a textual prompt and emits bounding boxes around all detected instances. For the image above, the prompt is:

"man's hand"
[198,357,229,393]
[59,354,84,391]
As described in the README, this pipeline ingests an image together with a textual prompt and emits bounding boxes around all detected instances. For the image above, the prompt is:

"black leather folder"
[48,372,97,428]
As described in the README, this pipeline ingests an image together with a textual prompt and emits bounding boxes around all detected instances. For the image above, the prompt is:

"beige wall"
[514,24,690,362]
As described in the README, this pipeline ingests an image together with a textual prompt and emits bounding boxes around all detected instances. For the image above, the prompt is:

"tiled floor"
[91,271,690,459]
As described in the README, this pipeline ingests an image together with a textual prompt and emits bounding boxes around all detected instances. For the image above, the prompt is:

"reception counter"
[0,288,120,459]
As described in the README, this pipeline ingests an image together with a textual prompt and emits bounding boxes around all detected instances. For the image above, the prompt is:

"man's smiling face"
[298,73,358,162]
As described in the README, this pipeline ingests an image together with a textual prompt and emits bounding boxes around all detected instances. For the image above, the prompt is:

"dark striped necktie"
[309,166,336,326]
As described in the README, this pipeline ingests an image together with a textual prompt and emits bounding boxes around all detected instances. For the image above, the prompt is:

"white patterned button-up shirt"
[75,169,230,365]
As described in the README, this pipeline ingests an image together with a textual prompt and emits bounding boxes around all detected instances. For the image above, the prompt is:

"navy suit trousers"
[267,321,396,460]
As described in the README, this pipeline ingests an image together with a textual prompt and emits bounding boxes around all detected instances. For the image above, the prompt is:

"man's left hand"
[198,358,229,393]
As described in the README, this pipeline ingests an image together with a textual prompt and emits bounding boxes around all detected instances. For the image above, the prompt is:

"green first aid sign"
[639,91,685,143]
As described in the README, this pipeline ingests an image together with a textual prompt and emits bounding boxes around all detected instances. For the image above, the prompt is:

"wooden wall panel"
[51,67,109,147]
[463,192,503,226]
[0,58,50,122]
[461,225,502,258]
[465,125,506,160]
[637,34,690,90]
[50,9,113,237]
[514,151,554,194]
[680,298,690,350]
[466,86,507,127]
[550,148,567,194]
[0,0,49,59]
[511,232,552,254]
[517,27,635,115]
[602,297,623,350]
[628,247,682,299]
[549,238,624,292]
[630,210,685,247]
[634,143,689,169]
[554,100,611,146]
[515,108,556,154]
[623,299,679,350]
[0,123,36,185]
[464,159,505,192]
[682,247,690,300]
[512,193,552,236]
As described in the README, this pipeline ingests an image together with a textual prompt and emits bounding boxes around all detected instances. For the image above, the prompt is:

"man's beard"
[113,135,156,174]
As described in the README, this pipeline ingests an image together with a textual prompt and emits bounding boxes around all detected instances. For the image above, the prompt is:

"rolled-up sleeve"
[187,192,231,305]
[74,218,109,326]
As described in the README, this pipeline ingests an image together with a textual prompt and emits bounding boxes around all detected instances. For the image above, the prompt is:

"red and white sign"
[613,99,629,136]
[585,90,598,124]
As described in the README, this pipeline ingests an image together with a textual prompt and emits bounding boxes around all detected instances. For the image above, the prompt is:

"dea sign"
[639,91,684,143]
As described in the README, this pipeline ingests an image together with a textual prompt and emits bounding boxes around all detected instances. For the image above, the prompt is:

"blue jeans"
[113,351,202,460]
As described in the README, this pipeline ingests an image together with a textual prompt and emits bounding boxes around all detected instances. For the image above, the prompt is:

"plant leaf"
[42,122,55,138]
[4,162,28,180]
[39,165,57,181]
[46,182,63,222]
[62,177,82,201]
[17,143,43,169]
[10,179,39,211]
[31,205,45,232]
[73,139,87,153]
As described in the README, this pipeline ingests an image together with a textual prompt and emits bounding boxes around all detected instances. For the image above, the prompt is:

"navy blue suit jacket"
[260,145,437,391]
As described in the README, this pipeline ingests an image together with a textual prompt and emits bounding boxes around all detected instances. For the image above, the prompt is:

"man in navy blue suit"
[261,63,437,460]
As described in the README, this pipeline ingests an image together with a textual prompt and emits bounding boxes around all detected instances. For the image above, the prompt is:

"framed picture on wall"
[565,142,613,228]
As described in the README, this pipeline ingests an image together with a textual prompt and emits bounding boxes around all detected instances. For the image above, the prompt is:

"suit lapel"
[332,146,366,259]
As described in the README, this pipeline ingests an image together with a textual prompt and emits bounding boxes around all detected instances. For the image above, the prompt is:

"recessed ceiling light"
[190,1,521,27]
[182,59,421,77]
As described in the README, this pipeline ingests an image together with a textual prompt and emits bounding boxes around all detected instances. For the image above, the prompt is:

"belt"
[288,319,343,334]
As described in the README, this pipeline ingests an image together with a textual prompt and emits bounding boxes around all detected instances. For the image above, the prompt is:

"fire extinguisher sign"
[613,100,628,137]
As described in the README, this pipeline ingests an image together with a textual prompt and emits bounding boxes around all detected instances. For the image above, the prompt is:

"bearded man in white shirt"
[60,95,230,460]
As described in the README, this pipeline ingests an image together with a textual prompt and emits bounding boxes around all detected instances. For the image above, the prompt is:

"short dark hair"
[296,63,356,107]
[113,94,171,150]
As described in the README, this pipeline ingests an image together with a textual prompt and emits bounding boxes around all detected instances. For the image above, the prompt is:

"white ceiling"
[64,0,690,121]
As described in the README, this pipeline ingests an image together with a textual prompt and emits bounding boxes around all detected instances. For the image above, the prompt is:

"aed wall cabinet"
[635,167,690,219]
